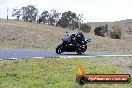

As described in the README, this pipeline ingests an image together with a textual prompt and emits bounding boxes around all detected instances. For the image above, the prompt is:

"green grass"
[0,57,132,88]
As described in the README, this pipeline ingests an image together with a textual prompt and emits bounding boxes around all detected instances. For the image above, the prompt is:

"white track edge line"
[34,57,43,59]
[59,55,132,58]
[8,58,18,60]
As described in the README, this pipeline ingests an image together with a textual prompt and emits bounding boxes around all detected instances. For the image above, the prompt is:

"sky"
[0,0,132,22]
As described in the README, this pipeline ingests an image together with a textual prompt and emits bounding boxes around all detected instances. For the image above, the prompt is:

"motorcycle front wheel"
[76,45,87,54]
[76,47,83,54]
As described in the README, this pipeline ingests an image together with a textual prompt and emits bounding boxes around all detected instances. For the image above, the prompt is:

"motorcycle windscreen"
[63,35,71,42]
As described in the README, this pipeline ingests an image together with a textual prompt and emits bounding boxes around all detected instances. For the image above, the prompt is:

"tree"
[109,25,122,39]
[12,8,22,21]
[41,10,49,24]
[94,24,108,37]
[58,11,82,29]
[59,11,70,28]
[69,12,78,29]
[48,10,61,26]
[51,10,61,25]
[21,5,38,22]
[77,14,83,29]
[21,7,28,21]
[79,23,91,33]
[128,27,132,32]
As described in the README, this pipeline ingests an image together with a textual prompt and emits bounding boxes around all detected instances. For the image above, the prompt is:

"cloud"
[0,0,7,5]
[0,0,132,22]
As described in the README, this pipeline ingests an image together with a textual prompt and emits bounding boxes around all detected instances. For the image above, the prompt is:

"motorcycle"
[56,34,91,54]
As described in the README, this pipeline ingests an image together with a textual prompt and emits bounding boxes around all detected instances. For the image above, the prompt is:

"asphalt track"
[0,49,131,60]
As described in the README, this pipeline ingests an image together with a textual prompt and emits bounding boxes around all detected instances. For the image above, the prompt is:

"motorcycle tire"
[76,50,83,54]
[56,44,63,54]
[76,45,87,54]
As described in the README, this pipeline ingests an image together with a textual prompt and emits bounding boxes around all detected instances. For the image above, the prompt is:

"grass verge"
[0,57,132,88]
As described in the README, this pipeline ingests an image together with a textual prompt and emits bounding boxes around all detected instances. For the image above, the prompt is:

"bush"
[109,25,122,39]
[128,27,132,32]
[79,23,91,33]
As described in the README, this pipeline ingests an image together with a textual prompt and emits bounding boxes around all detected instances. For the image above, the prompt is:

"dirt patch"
[122,33,132,40]
[108,57,132,74]
[121,66,132,74]
[93,57,132,74]
[102,57,132,66]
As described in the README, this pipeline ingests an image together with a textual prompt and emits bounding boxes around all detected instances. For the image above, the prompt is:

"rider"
[75,32,85,45]
[64,31,85,45]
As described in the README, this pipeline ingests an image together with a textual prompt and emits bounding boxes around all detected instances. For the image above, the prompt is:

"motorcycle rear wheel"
[56,44,63,54]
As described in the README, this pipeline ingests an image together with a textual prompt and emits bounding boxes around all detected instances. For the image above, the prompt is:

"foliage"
[94,25,108,37]
[109,25,122,39]
[128,27,132,32]
[21,5,39,22]
[41,10,49,24]
[12,8,22,21]
[79,23,91,33]
[58,11,81,29]
[12,5,84,29]
[49,10,61,26]
[12,5,38,22]
[39,10,61,26]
